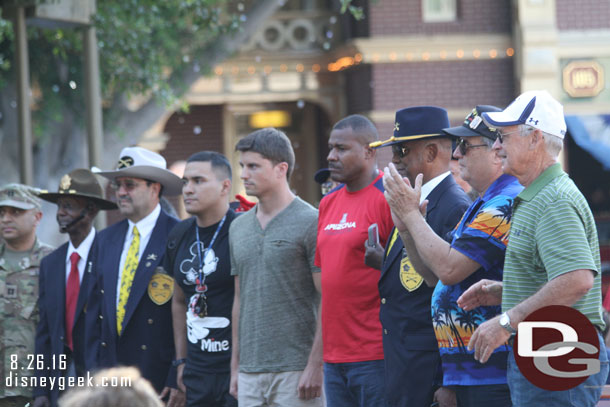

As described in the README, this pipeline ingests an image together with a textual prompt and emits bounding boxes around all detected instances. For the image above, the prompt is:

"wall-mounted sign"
[563,61,604,98]
[249,110,292,129]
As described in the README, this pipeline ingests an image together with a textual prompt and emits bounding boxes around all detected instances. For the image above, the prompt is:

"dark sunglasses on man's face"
[110,179,144,191]
[391,144,409,158]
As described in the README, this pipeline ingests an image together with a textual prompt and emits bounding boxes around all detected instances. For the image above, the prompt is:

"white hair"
[520,125,563,158]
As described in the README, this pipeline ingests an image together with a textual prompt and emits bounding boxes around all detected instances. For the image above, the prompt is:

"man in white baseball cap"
[87,146,185,406]
[459,90,608,406]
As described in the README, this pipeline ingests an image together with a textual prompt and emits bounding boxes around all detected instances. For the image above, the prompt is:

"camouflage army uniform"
[0,238,53,402]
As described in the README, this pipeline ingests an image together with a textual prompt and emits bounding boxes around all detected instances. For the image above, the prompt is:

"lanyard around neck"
[195,215,226,290]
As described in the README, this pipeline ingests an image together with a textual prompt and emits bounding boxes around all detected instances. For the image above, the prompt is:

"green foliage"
[339,0,364,21]
[0,0,240,137]
[94,0,238,103]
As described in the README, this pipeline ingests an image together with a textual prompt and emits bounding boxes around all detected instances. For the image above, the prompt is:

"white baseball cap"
[482,90,567,139]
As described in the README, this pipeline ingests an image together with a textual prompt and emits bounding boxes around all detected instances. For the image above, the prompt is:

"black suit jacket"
[379,174,471,406]
[86,209,178,392]
[34,236,97,405]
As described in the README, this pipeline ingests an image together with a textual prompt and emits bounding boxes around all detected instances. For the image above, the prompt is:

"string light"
[210,47,515,77]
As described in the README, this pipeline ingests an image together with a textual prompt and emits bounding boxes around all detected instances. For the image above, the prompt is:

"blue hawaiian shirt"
[431,174,523,386]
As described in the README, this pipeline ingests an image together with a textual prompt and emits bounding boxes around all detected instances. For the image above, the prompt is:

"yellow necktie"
[117,226,140,335]
[386,228,399,256]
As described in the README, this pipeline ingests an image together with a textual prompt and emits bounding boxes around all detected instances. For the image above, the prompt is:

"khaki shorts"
[238,371,325,407]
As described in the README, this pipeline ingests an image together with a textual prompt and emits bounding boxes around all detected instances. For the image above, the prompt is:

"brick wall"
[371,58,515,112]
[556,0,610,30]
[161,105,224,167]
[369,0,512,36]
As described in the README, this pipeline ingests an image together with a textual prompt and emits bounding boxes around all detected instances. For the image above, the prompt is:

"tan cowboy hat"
[96,146,183,196]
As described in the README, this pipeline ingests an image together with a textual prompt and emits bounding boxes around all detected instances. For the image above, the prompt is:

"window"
[422,0,457,22]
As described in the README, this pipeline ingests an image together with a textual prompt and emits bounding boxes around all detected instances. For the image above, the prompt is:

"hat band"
[370,133,443,148]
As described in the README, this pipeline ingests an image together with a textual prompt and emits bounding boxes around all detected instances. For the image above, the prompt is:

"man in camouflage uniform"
[0,184,53,407]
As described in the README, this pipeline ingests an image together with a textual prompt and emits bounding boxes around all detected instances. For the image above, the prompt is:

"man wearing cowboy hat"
[371,106,471,407]
[32,169,117,407]
[87,146,184,407]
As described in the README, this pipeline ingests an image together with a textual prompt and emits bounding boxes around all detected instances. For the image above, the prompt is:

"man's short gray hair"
[521,125,563,158]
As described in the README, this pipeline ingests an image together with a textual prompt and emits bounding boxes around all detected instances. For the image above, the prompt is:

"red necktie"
[66,252,80,350]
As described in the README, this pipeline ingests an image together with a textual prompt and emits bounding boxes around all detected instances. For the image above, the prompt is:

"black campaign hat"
[442,105,502,141]
[39,169,117,210]
[370,106,451,149]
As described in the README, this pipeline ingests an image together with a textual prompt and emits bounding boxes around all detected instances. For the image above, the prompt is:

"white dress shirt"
[116,204,161,307]
[420,171,451,204]
[65,227,96,284]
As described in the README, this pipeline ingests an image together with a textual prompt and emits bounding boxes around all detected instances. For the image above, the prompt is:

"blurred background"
[0,0,608,273]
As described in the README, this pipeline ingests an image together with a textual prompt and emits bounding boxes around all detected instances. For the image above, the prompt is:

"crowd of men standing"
[0,89,607,407]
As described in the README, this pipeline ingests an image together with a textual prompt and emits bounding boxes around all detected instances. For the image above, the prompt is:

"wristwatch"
[499,312,517,334]
[172,358,187,367]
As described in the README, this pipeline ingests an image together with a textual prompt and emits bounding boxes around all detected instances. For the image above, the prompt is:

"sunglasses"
[496,128,523,144]
[456,138,488,155]
[110,179,144,191]
[391,144,410,158]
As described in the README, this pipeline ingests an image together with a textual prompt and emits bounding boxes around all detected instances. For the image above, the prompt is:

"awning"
[565,115,610,170]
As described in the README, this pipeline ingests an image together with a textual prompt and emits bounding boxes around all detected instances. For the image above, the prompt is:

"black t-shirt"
[167,209,236,373]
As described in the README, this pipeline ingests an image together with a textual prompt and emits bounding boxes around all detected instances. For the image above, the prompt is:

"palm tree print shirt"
[431,174,523,386]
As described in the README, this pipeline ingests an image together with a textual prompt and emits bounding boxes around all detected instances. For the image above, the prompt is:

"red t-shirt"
[315,173,393,363]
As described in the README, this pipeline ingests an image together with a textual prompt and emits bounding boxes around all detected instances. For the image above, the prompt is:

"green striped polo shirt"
[502,163,604,330]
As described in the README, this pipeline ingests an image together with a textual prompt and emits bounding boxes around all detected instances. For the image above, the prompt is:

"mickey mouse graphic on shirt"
[180,241,230,349]
[180,241,218,286]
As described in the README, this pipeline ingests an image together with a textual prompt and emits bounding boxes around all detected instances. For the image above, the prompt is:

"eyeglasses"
[496,128,523,144]
[109,179,143,191]
[391,144,410,158]
[456,138,488,155]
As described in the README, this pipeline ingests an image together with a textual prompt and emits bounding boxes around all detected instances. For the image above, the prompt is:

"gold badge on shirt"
[399,254,423,292]
[148,270,174,305]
